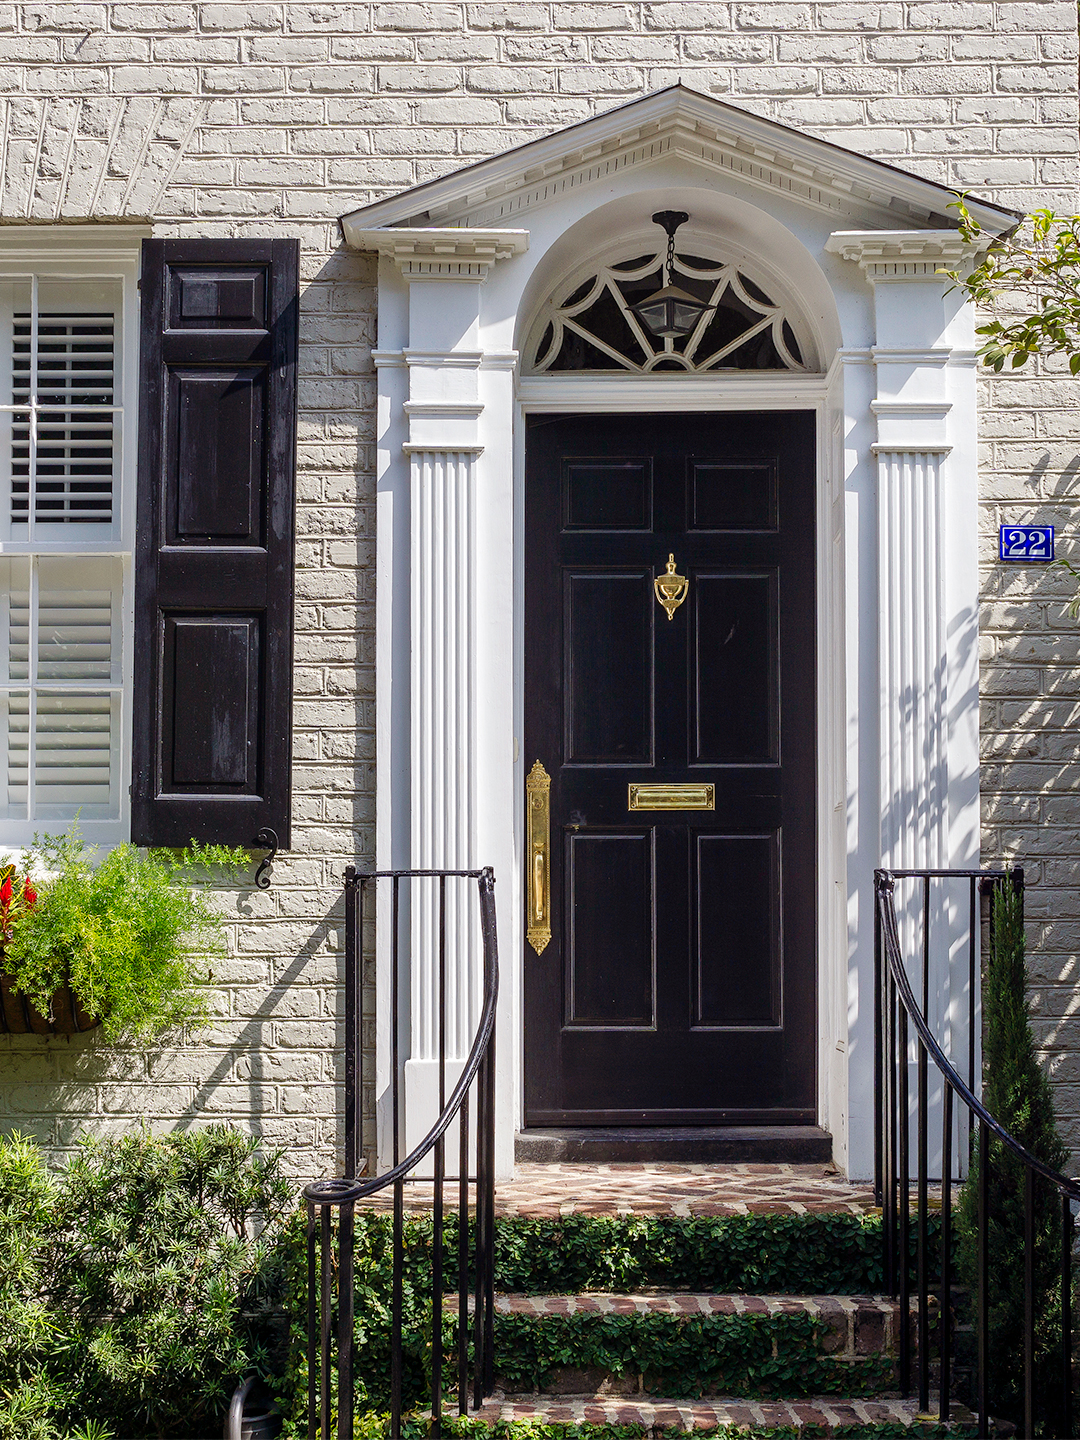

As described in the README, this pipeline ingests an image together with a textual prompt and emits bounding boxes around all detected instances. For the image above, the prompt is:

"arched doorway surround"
[340,84,1018,1179]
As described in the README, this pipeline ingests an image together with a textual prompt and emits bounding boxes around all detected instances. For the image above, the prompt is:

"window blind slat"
[11,311,115,526]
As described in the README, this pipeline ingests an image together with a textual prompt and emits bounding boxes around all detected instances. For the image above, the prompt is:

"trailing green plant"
[491,1212,903,1295]
[956,877,1071,1436]
[3,822,250,1042]
[0,1125,294,1440]
[486,1309,892,1399]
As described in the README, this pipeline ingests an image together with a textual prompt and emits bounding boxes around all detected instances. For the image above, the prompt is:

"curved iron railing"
[304,867,499,1440]
[875,867,1080,1437]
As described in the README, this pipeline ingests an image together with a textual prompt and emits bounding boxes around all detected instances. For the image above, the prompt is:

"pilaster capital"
[344,225,529,282]
[825,229,989,280]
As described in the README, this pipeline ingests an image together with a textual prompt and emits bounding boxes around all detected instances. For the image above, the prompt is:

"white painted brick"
[867,34,948,62]
[375,2,462,28]
[466,2,547,27]
[329,32,417,57]
[22,3,105,30]
[899,64,992,95]
[414,32,497,59]
[996,1,1076,30]
[112,4,196,28]
[155,35,240,60]
[246,34,329,61]
[998,64,1076,93]
[816,2,902,25]
[951,33,1037,61]
[905,1,992,27]
[644,2,733,26]
[684,33,772,60]
[503,33,587,59]
[469,62,555,91]
[0,0,1075,1176]
[376,62,457,89]
[778,33,862,61]
[203,3,285,27]
[552,3,639,29]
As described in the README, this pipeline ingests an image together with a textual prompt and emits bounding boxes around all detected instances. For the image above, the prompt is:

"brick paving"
[470,1396,955,1431]
[375,1162,882,1217]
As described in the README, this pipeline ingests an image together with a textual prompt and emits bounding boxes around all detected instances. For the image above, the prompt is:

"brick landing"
[471,1397,955,1431]
[375,1162,879,1217]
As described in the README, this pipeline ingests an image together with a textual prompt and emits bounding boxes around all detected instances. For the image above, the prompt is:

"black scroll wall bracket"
[253,829,278,890]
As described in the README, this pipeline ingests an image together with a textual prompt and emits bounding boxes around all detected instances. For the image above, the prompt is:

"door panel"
[694,831,781,1028]
[693,571,778,765]
[565,570,654,764]
[524,411,816,1126]
[564,459,653,531]
[567,830,655,1027]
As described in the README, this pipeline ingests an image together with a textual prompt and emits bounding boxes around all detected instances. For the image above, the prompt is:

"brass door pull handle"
[654,553,688,619]
[526,760,551,954]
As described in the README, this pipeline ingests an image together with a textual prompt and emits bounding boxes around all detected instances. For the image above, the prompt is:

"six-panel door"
[524,411,817,1126]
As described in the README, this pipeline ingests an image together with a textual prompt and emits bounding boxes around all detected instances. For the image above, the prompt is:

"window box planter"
[0,965,100,1035]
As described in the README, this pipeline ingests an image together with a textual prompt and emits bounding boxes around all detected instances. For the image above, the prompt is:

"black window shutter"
[132,238,298,849]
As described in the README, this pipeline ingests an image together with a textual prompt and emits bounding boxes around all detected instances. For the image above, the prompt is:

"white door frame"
[512,370,848,1159]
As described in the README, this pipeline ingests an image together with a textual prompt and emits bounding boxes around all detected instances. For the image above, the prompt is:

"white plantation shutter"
[0,255,134,843]
[12,310,116,526]
[0,556,122,822]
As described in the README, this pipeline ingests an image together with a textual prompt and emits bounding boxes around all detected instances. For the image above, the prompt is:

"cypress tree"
[956,877,1071,1433]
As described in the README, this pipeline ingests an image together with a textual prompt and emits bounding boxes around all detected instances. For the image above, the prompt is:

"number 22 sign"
[999,525,1055,561]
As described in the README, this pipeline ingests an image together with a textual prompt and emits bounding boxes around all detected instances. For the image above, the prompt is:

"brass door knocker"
[654,554,688,620]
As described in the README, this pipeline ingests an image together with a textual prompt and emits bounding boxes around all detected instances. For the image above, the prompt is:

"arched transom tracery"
[528,245,808,374]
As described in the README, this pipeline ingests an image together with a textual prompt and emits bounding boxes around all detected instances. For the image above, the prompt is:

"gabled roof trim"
[340,84,1021,239]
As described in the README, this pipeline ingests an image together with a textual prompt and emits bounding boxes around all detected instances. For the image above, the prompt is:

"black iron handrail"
[303,867,499,1440]
[875,867,1077,1437]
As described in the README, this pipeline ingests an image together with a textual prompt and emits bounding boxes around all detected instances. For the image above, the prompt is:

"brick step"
[449,1291,899,1348]
[467,1395,972,1434]
[444,1293,902,1400]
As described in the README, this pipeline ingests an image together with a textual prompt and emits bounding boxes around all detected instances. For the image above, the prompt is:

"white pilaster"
[826,231,986,873]
[360,228,527,1173]
[829,231,986,1176]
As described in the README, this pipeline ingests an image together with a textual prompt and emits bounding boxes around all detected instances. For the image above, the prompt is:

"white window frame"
[0,227,147,846]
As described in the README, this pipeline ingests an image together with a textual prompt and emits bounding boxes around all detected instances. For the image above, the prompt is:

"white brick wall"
[0,0,1077,1171]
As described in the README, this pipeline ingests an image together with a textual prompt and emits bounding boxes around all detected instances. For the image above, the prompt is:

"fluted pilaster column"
[359,227,527,1167]
[876,447,948,872]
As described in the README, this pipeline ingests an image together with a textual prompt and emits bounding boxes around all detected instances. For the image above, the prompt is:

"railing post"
[1062,1192,1073,1438]
[344,867,361,1182]
[307,869,499,1440]
[874,875,883,1207]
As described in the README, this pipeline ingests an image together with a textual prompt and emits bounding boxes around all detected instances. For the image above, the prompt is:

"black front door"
[523,411,817,1127]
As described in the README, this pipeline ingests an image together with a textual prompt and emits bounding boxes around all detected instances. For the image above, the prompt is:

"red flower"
[23,878,36,908]
[1,875,14,909]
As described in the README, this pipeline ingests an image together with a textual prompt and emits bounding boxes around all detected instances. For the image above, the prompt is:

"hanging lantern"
[629,211,713,339]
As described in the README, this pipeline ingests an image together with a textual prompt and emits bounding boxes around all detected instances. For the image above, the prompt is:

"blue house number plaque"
[999,525,1055,561]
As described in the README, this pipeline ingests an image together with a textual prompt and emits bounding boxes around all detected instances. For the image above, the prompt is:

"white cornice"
[340,85,1020,239]
[343,225,529,276]
[825,229,989,277]
[0,223,150,263]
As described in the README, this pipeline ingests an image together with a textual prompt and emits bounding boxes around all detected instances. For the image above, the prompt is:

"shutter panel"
[132,238,298,848]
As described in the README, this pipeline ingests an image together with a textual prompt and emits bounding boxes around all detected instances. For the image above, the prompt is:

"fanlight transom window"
[530,248,807,374]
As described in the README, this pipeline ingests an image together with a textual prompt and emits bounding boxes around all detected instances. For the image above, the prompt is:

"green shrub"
[3,825,249,1042]
[0,1126,294,1440]
[956,878,1071,1435]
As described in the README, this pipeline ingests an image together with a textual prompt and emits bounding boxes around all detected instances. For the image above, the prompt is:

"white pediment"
[341,83,1019,243]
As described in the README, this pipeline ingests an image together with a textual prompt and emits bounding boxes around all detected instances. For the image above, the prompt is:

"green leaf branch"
[948,197,1080,373]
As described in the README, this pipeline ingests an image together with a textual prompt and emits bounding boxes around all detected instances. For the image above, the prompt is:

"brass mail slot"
[628,783,715,811]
